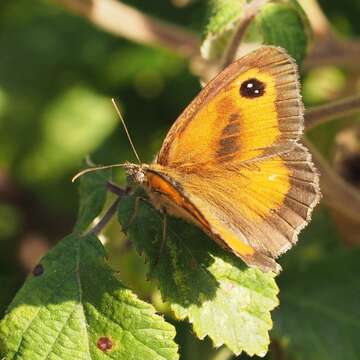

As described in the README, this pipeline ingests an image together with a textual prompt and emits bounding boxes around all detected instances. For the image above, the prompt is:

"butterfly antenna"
[71,163,126,183]
[111,98,141,164]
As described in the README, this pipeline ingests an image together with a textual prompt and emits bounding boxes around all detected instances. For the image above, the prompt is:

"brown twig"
[299,0,332,38]
[300,0,360,69]
[89,197,121,235]
[305,94,360,130]
[304,94,360,222]
[107,181,128,197]
[305,139,360,222]
[54,0,199,57]
[305,36,360,69]
[222,0,269,68]
[88,183,130,235]
[53,0,360,71]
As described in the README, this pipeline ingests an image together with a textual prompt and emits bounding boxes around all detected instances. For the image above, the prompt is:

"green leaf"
[0,233,178,360]
[118,195,279,356]
[274,249,360,360]
[103,46,184,89]
[201,0,244,61]
[256,0,312,64]
[273,209,360,360]
[74,166,112,233]
[201,0,311,65]
[0,203,22,240]
[19,86,118,183]
[277,209,342,272]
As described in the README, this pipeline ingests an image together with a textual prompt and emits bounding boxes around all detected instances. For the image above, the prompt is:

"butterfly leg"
[106,181,128,197]
[155,212,168,265]
[122,195,148,232]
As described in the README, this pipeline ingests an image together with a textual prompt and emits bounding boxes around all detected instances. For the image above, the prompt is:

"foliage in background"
[0,0,360,359]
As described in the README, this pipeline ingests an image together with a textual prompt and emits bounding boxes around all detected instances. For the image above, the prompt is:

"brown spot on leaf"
[188,258,197,270]
[32,263,44,276]
[97,336,113,352]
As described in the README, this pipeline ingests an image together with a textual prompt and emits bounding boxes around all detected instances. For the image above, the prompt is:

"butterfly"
[77,46,321,273]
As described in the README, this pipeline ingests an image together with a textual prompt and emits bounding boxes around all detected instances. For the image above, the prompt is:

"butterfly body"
[124,163,202,224]
[124,46,320,273]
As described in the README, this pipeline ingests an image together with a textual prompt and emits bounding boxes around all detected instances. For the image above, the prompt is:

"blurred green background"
[1,1,360,359]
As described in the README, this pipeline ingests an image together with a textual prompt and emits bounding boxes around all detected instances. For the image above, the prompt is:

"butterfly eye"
[240,78,265,98]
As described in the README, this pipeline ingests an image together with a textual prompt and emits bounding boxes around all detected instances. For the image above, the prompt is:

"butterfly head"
[123,162,149,184]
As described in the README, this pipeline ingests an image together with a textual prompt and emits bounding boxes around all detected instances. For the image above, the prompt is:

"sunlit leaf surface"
[118,195,279,356]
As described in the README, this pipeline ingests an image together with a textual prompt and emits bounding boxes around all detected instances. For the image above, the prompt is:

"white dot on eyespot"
[254,89,260,94]
[268,174,277,181]
[247,83,253,88]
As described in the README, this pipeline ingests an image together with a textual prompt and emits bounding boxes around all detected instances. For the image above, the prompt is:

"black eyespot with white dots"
[240,78,265,98]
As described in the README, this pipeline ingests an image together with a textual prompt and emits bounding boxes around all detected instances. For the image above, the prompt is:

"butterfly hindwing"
[151,143,319,272]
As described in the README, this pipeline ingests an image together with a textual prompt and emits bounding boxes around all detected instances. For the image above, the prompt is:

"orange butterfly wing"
[157,46,303,167]
[149,47,320,272]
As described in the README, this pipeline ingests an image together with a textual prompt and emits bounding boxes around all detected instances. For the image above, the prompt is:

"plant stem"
[305,94,360,130]
[222,0,268,68]
[89,197,122,236]
[54,0,360,70]
[107,181,128,197]
[300,0,360,69]
[88,182,130,235]
[305,37,360,69]
[54,0,199,57]
[299,0,332,38]
[305,139,360,222]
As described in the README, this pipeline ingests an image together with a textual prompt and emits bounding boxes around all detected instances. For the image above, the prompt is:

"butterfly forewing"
[157,46,303,168]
